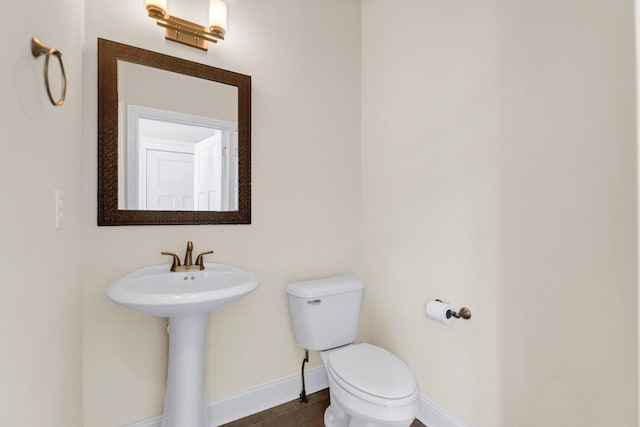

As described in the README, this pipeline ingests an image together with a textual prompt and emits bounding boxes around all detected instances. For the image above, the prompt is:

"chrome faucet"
[162,241,214,272]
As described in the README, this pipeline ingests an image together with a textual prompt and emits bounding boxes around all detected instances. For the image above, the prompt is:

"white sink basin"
[106,262,259,317]
[106,261,259,427]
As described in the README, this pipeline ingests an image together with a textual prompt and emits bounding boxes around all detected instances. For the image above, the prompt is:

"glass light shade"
[145,0,168,13]
[209,0,227,32]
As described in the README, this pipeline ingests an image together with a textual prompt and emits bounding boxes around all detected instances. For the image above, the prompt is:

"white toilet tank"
[287,275,364,351]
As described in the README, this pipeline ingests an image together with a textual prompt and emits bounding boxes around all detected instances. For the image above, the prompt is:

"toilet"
[287,275,419,427]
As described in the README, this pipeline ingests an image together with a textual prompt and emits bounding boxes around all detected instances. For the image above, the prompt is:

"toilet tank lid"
[287,275,363,298]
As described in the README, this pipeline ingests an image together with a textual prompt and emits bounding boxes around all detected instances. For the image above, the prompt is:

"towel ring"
[31,37,67,107]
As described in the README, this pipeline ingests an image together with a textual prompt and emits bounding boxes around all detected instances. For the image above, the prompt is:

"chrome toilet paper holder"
[435,299,472,320]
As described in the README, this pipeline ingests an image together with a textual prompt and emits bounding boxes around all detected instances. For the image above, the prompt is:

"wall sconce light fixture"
[144,0,228,51]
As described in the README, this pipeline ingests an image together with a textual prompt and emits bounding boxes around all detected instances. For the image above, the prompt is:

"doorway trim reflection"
[124,105,238,212]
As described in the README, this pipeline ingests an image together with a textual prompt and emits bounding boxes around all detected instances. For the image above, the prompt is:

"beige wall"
[118,61,238,122]
[361,1,502,424]
[362,0,637,426]
[0,0,84,426]
[82,1,361,426]
[499,1,637,425]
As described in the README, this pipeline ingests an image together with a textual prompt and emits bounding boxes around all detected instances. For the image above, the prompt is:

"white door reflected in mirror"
[117,59,239,212]
[126,107,238,211]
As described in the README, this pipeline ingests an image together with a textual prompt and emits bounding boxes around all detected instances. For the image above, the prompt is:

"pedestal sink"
[106,262,259,427]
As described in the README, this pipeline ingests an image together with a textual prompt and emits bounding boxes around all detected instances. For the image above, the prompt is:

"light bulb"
[145,0,168,16]
[209,0,227,35]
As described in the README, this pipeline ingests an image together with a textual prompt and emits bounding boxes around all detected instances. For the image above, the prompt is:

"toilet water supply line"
[299,349,309,404]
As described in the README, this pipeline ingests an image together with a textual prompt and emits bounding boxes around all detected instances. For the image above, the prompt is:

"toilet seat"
[322,343,420,425]
[326,343,417,402]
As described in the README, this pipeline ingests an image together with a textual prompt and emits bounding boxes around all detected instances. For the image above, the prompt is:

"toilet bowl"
[321,343,419,427]
[286,275,420,427]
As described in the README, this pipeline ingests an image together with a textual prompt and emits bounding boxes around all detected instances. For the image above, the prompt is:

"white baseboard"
[124,416,162,427]
[207,366,328,426]
[416,394,470,427]
[124,366,469,427]
[123,366,329,427]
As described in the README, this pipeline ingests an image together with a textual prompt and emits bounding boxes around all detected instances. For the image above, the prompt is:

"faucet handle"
[195,251,214,268]
[161,252,181,271]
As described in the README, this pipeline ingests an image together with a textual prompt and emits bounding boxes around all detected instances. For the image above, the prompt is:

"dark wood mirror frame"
[97,38,251,225]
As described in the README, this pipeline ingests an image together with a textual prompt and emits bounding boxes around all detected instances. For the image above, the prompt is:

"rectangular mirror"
[98,38,251,225]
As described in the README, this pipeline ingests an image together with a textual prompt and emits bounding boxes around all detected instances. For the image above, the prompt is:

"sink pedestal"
[161,314,208,427]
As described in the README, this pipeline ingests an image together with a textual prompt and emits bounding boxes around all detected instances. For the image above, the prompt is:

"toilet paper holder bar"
[435,299,472,320]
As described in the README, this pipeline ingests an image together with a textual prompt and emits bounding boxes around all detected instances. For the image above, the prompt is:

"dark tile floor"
[220,389,426,427]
